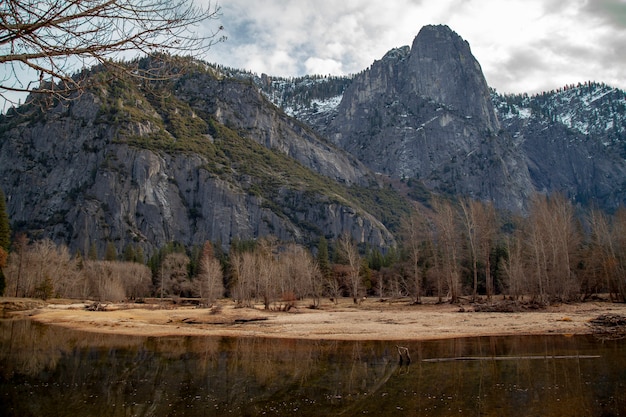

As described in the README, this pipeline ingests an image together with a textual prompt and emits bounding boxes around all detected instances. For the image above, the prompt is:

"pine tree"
[316,236,331,280]
[123,244,136,262]
[0,188,10,251]
[134,246,145,264]
[105,242,117,261]
[88,242,98,260]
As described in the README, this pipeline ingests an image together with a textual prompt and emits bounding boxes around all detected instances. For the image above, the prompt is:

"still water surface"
[1,319,625,416]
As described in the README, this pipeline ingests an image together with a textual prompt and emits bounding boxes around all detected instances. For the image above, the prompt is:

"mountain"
[492,83,626,210]
[2,25,626,258]
[324,25,534,211]
[257,26,626,213]
[0,59,404,257]
[256,25,534,211]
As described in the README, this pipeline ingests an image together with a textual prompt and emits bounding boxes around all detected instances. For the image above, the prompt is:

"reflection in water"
[1,319,625,416]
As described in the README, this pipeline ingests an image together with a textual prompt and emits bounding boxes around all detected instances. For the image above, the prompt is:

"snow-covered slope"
[493,83,626,210]
[493,82,626,150]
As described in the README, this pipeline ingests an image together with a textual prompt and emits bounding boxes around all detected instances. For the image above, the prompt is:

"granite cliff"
[0,62,401,257]
[325,25,533,210]
[493,83,626,211]
[259,25,626,213]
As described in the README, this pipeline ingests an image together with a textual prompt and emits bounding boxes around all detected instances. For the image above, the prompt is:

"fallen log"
[423,355,601,362]
[234,317,268,324]
[181,316,269,325]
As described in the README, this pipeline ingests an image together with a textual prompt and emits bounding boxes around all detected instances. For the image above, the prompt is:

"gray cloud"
[584,0,626,28]
[203,0,626,94]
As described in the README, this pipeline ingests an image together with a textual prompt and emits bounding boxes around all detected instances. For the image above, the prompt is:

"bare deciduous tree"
[585,209,615,299]
[280,243,322,308]
[194,241,224,306]
[401,208,429,304]
[4,238,78,299]
[83,260,151,301]
[609,208,626,302]
[500,229,525,300]
[430,198,462,303]
[337,233,362,304]
[1,0,224,105]
[459,198,498,301]
[159,252,190,297]
[255,238,277,310]
[525,193,580,302]
[231,251,255,308]
[476,201,498,299]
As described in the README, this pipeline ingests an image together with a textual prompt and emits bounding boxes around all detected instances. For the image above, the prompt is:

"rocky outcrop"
[4,25,626,259]
[0,74,396,257]
[406,25,499,130]
[176,74,375,187]
[326,25,533,210]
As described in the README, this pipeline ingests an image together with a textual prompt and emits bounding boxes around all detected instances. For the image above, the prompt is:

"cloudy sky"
[206,0,626,94]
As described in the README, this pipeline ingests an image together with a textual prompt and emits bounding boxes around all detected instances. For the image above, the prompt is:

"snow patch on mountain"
[493,82,626,142]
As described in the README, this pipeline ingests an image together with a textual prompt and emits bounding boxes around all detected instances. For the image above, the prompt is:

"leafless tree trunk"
[525,193,580,302]
[401,209,428,304]
[231,251,255,308]
[256,238,277,310]
[585,209,615,299]
[195,242,224,306]
[611,208,626,302]
[338,233,362,304]
[431,198,462,303]
[479,202,498,300]
[460,198,498,301]
[459,198,479,301]
[280,243,321,307]
[500,230,525,300]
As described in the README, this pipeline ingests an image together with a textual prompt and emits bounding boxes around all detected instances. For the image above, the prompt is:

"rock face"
[493,83,626,210]
[176,75,374,187]
[0,69,397,257]
[254,26,626,213]
[406,25,500,130]
[326,25,532,210]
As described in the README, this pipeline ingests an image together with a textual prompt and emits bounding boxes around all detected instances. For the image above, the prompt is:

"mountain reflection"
[1,320,625,416]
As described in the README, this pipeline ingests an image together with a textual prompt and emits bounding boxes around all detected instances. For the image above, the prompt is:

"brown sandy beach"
[5,297,626,341]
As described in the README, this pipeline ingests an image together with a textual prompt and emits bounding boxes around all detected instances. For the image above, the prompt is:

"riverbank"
[4,296,625,341]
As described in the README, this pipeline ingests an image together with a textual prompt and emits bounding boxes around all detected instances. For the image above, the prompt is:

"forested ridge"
[2,188,625,305]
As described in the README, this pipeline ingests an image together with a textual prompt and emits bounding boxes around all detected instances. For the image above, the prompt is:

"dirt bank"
[9,297,626,341]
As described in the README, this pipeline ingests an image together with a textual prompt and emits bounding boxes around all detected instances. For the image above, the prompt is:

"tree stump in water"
[396,345,411,364]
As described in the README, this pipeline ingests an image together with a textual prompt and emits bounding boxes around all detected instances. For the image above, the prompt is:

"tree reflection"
[1,323,625,416]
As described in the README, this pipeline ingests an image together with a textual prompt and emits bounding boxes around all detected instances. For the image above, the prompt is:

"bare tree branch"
[1,0,224,106]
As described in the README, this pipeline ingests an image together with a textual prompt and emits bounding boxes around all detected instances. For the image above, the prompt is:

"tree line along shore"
[1,191,625,309]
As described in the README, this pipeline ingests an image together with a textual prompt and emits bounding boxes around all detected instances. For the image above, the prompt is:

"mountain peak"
[407,24,499,130]
[381,45,410,62]
[415,24,462,41]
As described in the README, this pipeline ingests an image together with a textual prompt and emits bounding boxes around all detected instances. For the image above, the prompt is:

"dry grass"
[6,295,623,341]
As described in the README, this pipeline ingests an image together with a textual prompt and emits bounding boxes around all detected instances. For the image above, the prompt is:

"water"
[1,319,625,416]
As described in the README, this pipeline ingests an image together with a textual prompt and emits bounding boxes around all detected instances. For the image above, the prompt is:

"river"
[1,319,625,416]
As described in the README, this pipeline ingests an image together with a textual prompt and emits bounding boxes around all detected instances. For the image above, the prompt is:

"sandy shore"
[9,297,626,341]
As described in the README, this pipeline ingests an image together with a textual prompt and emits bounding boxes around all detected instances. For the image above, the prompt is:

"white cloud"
[204,0,626,94]
[304,57,344,75]
[3,0,625,108]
